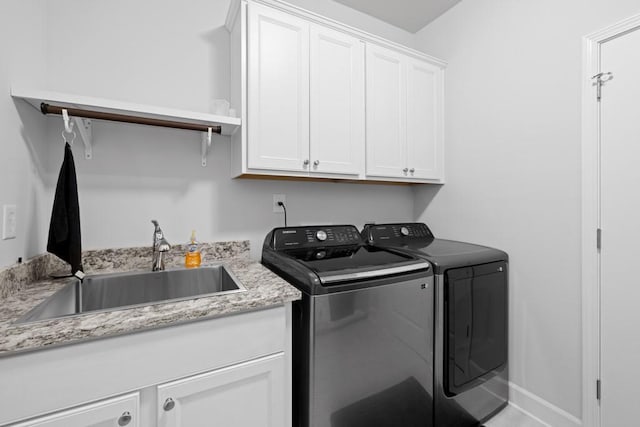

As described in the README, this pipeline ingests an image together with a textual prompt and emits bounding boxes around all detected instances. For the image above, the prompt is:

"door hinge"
[592,72,613,102]
[596,379,601,400]
[597,228,602,250]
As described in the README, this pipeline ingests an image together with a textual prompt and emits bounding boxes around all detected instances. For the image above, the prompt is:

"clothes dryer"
[362,222,508,426]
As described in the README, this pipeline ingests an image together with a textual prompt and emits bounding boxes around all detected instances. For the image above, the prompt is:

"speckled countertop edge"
[0,242,301,356]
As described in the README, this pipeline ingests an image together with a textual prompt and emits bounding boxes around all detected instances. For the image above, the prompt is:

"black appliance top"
[361,223,508,274]
[262,225,431,295]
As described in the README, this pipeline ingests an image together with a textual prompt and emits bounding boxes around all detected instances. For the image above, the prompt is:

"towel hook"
[61,109,73,133]
[61,108,76,145]
[61,129,76,146]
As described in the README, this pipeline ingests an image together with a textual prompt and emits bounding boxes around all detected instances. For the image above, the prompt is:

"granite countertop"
[0,241,301,356]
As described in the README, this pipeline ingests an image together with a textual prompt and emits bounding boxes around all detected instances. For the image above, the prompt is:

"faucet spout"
[151,220,171,271]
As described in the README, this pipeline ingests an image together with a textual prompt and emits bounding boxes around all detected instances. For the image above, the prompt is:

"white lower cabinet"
[0,306,292,427]
[10,393,139,427]
[11,353,286,427]
[157,353,285,427]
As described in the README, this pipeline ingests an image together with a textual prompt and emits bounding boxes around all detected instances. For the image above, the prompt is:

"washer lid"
[281,244,429,284]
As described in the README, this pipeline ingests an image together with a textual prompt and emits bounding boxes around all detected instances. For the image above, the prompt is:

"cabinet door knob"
[303,159,309,167]
[163,397,175,411]
[409,168,415,173]
[118,412,132,426]
[403,168,408,174]
[313,160,320,167]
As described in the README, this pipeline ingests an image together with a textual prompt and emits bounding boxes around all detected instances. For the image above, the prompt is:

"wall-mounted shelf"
[11,88,241,166]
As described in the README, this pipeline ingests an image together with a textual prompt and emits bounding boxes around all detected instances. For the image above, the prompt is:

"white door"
[247,3,310,172]
[365,43,407,178]
[406,58,444,180]
[10,393,139,427]
[157,354,286,427]
[599,25,640,427]
[309,24,365,177]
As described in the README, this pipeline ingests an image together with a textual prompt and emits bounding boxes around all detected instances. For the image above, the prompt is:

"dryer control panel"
[362,223,434,243]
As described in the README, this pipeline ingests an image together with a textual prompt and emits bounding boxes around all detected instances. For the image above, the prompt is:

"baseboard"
[509,382,582,427]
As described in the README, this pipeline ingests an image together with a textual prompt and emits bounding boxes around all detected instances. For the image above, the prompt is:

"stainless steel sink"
[16,265,245,324]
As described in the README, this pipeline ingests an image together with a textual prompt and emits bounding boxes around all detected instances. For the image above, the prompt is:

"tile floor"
[484,404,548,427]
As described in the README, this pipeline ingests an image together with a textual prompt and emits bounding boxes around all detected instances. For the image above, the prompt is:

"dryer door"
[443,261,507,396]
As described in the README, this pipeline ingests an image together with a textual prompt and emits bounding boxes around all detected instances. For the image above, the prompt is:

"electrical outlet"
[273,194,286,213]
[2,205,17,240]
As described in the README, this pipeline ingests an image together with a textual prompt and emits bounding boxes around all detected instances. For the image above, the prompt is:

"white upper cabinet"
[406,58,443,180]
[310,25,365,176]
[247,3,310,171]
[365,43,407,178]
[229,0,444,183]
[246,2,364,177]
[365,43,444,182]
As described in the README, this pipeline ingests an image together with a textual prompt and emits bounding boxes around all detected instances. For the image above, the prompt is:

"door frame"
[581,12,640,427]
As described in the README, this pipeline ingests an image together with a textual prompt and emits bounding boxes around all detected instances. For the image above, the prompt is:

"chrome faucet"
[151,220,171,271]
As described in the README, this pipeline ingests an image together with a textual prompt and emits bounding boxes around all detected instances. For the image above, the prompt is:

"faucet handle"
[157,238,171,253]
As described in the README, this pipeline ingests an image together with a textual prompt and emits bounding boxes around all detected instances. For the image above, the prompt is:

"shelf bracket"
[73,117,93,160]
[201,127,213,167]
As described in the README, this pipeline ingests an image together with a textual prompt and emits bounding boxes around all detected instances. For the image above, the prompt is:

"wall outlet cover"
[2,205,17,240]
[273,194,286,213]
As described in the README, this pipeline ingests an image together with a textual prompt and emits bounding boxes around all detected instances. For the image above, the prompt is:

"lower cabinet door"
[10,393,139,427]
[157,353,286,427]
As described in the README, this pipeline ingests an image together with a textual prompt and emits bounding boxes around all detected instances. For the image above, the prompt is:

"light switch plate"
[2,205,17,240]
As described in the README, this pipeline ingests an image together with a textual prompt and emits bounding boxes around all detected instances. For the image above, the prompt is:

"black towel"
[47,142,83,274]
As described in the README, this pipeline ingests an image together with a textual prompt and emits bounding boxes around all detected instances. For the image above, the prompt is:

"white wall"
[0,0,48,268]
[413,0,640,422]
[22,0,415,261]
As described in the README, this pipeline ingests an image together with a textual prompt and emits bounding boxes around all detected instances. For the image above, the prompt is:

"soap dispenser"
[185,230,201,268]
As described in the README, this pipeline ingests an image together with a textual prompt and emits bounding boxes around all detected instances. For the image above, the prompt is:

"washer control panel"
[363,223,434,243]
[272,225,362,250]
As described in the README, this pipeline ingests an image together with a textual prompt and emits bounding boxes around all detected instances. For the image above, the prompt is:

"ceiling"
[332,0,461,33]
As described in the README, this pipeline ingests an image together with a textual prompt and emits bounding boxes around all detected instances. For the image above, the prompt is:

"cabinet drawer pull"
[303,159,310,167]
[313,160,320,167]
[118,411,132,426]
[402,168,408,174]
[409,168,415,173]
[163,397,176,411]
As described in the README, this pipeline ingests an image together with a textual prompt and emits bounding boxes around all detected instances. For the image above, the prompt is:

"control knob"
[400,226,410,236]
[316,230,328,241]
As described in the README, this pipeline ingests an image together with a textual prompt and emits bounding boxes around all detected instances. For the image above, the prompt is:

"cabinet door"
[10,393,139,427]
[406,58,444,180]
[247,3,310,172]
[157,353,286,427]
[365,43,407,178]
[309,24,365,176]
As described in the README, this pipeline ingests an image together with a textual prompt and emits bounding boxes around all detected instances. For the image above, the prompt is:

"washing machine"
[262,225,435,427]
[361,222,508,427]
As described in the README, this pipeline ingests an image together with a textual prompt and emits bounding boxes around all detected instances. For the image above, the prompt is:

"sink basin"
[16,265,245,324]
